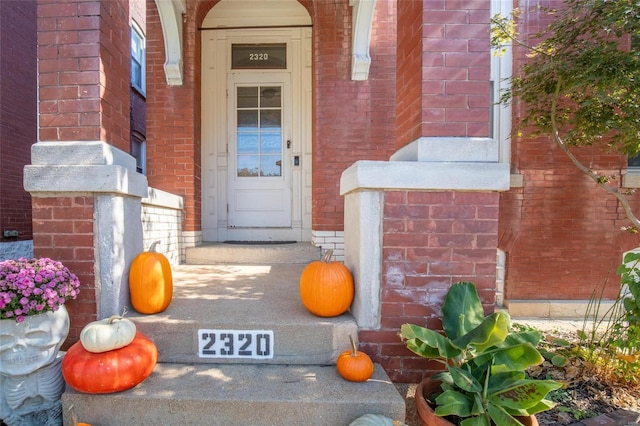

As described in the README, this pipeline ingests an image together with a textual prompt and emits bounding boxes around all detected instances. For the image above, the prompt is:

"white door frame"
[201,28,312,242]
[227,73,292,229]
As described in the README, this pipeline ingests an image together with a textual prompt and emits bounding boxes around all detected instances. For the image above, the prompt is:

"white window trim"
[131,21,146,95]
[131,133,147,176]
[490,0,513,165]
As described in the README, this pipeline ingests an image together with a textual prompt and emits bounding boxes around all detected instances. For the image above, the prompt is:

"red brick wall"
[395,0,423,148]
[311,0,397,231]
[498,1,640,301]
[32,197,97,348]
[37,0,129,150]
[361,190,500,383]
[98,0,130,151]
[396,0,491,149]
[0,0,37,243]
[145,0,205,232]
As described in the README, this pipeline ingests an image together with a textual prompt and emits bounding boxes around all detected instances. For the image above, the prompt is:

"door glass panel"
[238,133,259,153]
[237,110,258,130]
[261,156,282,177]
[260,87,281,107]
[260,110,281,128]
[236,85,282,177]
[237,87,258,108]
[238,156,259,177]
[260,133,281,153]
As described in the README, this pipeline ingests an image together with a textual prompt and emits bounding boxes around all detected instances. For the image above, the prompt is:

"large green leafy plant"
[400,282,561,426]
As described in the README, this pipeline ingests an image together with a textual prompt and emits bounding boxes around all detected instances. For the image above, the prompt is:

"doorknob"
[287,140,291,149]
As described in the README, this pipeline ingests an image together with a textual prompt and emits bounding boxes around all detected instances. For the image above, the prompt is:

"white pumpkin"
[79,315,137,353]
[348,414,406,426]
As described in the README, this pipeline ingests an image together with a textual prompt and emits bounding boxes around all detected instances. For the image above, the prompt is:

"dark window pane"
[231,44,286,69]
[260,110,281,129]
[260,87,281,108]
[238,110,258,130]
[628,155,640,168]
[237,87,258,108]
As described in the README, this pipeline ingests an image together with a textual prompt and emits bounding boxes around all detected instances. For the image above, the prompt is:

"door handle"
[287,140,291,149]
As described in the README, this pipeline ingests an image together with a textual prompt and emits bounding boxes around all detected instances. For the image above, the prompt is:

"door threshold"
[223,240,297,245]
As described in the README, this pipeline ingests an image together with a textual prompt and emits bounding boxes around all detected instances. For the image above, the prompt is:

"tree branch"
[549,78,640,230]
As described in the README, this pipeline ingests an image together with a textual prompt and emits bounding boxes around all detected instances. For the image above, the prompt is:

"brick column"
[396,0,491,146]
[26,0,147,345]
[341,0,507,382]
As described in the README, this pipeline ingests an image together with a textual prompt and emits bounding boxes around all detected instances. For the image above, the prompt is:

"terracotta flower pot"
[415,378,455,426]
[415,377,539,426]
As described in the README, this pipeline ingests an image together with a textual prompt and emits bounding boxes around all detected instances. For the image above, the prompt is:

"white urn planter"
[0,305,70,426]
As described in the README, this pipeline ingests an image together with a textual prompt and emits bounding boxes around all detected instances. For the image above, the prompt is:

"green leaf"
[470,393,485,416]
[504,330,542,347]
[400,324,461,359]
[551,354,569,367]
[432,371,453,386]
[453,311,510,353]
[435,390,473,417]
[490,343,544,373]
[489,379,563,410]
[448,365,483,393]
[486,403,525,426]
[623,252,640,265]
[461,415,492,426]
[520,399,557,415]
[550,338,571,347]
[487,371,526,393]
[442,282,486,340]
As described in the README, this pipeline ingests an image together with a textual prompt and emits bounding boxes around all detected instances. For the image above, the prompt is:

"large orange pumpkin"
[299,249,354,317]
[129,244,173,314]
[61,332,158,394]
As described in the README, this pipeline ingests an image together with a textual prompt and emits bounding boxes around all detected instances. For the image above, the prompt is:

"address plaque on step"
[198,329,274,359]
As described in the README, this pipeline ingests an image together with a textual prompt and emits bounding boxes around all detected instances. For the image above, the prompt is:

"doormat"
[223,241,297,245]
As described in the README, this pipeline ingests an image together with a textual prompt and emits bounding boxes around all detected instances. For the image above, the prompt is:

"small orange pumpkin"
[336,335,374,382]
[129,242,173,314]
[299,249,354,317]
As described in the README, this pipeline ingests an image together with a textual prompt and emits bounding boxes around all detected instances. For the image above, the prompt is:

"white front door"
[227,73,292,229]
[201,25,312,242]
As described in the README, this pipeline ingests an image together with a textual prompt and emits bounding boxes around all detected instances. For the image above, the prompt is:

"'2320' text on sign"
[198,329,274,359]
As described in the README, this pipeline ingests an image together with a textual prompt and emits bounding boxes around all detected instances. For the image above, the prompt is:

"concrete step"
[128,264,358,365]
[61,256,406,425]
[62,363,406,426]
[185,242,322,264]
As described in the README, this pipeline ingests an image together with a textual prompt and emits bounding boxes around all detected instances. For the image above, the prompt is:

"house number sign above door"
[198,329,274,359]
[232,43,286,69]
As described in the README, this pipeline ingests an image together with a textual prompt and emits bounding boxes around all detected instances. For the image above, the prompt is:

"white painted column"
[344,190,383,329]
